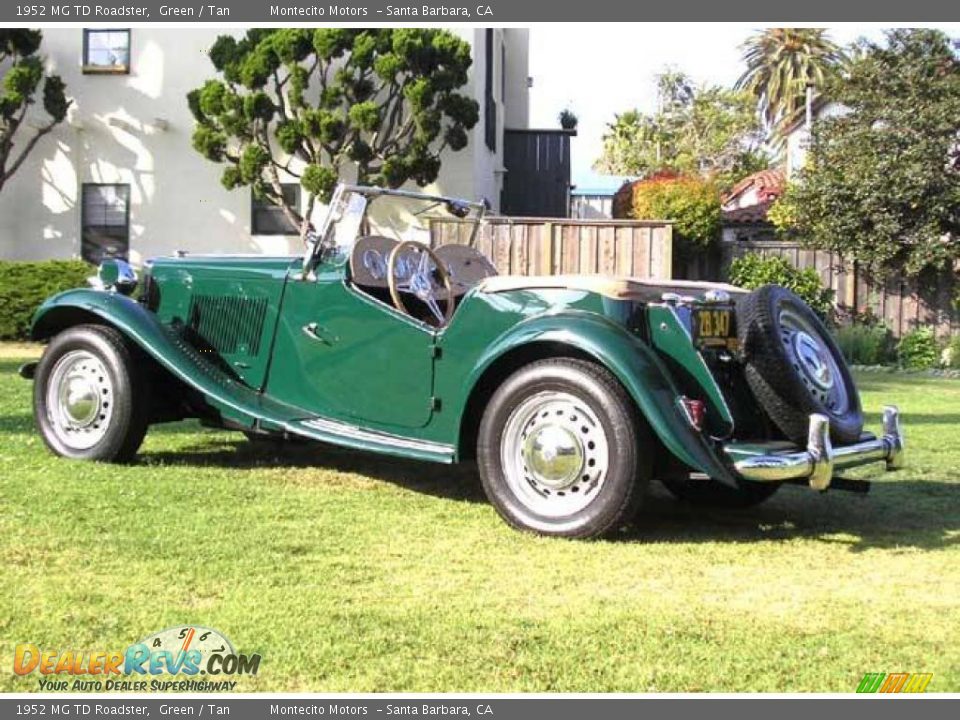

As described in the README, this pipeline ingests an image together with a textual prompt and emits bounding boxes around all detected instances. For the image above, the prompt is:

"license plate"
[692,306,737,350]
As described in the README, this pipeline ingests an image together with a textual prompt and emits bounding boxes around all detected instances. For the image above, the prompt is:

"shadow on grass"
[0,412,33,433]
[6,355,957,551]
[141,435,487,504]
[626,481,960,552]
[873,413,960,425]
[139,428,960,551]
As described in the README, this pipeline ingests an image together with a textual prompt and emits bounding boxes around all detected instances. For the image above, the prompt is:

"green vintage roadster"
[23,185,904,538]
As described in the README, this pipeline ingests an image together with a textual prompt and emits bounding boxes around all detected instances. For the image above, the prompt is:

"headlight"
[91,259,138,295]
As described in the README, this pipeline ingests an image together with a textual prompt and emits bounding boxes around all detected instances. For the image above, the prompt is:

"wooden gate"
[500,129,575,218]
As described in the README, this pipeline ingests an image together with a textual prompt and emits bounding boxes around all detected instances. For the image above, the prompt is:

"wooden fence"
[718,241,958,338]
[428,219,956,338]
[428,217,674,279]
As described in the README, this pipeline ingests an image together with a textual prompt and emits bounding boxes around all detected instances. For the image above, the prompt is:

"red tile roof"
[723,200,776,225]
[722,168,786,207]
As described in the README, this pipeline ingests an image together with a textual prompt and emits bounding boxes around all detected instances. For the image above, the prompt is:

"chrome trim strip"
[293,416,455,457]
[729,406,905,488]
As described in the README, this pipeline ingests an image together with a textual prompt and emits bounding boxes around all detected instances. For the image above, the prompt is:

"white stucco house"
[0,28,530,264]
[783,99,846,180]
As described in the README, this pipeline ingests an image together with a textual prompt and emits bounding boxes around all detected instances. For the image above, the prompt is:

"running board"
[283,417,456,464]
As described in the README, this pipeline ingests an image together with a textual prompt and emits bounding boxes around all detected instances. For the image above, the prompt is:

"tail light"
[679,396,706,431]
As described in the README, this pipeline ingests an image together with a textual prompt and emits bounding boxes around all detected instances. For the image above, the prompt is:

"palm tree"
[736,28,845,138]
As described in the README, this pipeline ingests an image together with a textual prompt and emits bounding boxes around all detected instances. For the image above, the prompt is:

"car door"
[265,265,437,430]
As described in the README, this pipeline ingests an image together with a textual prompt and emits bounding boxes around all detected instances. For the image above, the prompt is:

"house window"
[484,29,497,152]
[251,184,301,235]
[81,184,130,264]
[83,29,131,73]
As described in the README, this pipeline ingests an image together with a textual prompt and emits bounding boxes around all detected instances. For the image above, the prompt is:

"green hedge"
[728,252,835,318]
[833,323,896,366]
[0,260,93,340]
[944,335,960,369]
[897,327,940,370]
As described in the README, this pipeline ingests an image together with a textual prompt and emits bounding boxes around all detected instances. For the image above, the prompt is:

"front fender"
[31,289,262,427]
[462,311,734,482]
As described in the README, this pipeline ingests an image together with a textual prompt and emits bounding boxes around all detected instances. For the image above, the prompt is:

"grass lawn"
[1,341,958,693]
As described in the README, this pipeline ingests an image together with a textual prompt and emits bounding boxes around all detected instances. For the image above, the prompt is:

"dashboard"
[350,235,498,298]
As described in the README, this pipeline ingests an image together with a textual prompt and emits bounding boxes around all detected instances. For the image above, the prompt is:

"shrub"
[897,327,940,370]
[558,108,578,130]
[833,323,896,366]
[728,253,835,318]
[619,172,722,248]
[941,334,960,369]
[0,259,92,340]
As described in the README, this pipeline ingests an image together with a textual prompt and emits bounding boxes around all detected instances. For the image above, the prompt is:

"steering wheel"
[387,241,455,327]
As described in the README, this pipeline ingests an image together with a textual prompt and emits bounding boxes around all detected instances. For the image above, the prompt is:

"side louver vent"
[187,295,268,356]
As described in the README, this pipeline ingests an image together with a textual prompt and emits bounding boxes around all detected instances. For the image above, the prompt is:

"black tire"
[34,324,149,462]
[738,285,863,445]
[660,474,781,508]
[477,358,651,539]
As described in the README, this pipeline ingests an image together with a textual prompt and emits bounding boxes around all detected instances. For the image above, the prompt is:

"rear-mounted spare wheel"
[737,284,863,446]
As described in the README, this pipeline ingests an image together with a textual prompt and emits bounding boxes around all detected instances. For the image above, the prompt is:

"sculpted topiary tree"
[188,29,480,239]
[0,30,69,193]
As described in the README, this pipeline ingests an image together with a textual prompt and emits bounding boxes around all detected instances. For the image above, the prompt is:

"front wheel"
[34,324,149,462]
[477,358,651,539]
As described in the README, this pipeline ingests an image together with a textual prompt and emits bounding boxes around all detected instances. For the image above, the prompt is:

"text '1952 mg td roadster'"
[23,185,905,539]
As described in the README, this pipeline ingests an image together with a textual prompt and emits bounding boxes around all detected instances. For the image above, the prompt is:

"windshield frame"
[303,183,487,277]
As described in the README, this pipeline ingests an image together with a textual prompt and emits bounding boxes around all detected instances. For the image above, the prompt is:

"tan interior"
[477,274,745,301]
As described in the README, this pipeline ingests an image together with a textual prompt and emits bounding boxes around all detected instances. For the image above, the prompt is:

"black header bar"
[2,0,959,23]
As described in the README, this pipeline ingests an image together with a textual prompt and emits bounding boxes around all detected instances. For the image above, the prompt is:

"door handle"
[302,322,338,345]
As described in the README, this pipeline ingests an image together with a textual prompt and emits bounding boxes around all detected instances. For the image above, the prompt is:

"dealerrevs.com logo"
[13,626,261,692]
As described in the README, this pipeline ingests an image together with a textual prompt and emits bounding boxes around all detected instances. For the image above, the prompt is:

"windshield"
[310,184,485,269]
[318,191,368,266]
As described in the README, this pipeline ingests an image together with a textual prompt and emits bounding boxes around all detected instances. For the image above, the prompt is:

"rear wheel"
[477,358,651,539]
[34,324,148,462]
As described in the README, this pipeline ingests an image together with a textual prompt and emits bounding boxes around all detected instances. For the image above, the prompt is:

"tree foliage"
[0,30,70,193]
[594,71,767,188]
[770,29,960,275]
[736,28,845,140]
[615,171,722,250]
[188,29,479,236]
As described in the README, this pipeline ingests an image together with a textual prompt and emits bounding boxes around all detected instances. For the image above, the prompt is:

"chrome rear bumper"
[727,406,905,490]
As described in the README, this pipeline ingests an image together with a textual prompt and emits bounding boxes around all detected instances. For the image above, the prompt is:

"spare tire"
[737,284,862,445]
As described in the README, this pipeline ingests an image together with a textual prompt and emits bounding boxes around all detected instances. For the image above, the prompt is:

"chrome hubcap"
[793,331,834,391]
[779,309,848,413]
[501,391,610,517]
[523,424,583,489]
[46,351,113,450]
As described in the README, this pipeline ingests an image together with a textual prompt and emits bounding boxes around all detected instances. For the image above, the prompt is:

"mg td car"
[23,185,904,539]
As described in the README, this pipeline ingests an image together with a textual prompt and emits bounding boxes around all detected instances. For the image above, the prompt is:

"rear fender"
[461,311,734,482]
